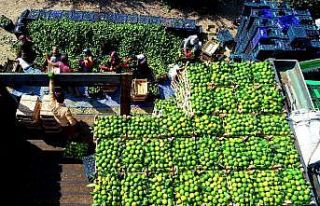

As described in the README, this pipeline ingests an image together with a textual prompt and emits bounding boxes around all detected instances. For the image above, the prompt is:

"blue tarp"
[159,79,175,99]
[277,15,300,31]
[260,9,273,19]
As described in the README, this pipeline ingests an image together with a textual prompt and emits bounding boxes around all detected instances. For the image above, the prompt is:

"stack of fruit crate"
[16,94,41,129]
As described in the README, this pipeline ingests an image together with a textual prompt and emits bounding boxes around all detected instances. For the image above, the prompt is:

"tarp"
[277,15,300,31]
[289,109,320,166]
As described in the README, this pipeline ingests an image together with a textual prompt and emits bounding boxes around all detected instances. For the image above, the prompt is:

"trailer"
[270,59,320,204]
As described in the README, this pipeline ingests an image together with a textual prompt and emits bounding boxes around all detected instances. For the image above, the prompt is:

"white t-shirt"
[316,19,320,29]
[17,58,30,69]
[168,64,180,81]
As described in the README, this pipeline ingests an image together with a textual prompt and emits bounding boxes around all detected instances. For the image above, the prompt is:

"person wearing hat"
[79,48,94,72]
[44,46,62,70]
[50,54,72,73]
[16,34,36,64]
[182,34,202,58]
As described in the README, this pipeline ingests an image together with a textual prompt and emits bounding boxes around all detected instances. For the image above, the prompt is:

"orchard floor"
[0,0,239,64]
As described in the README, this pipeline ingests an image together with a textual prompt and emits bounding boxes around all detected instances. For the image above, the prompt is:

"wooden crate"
[131,79,148,101]
[16,94,41,124]
[202,40,220,56]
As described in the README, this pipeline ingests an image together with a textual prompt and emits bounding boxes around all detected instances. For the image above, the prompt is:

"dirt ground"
[0,0,239,64]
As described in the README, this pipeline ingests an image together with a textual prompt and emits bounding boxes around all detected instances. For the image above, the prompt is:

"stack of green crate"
[305,80,320,109]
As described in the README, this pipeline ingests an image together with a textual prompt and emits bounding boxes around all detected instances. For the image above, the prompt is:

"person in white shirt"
[16,58,41,74]
[182,35,202,58]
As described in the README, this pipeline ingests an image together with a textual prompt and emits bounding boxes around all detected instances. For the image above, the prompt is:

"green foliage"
[27,19,182,77]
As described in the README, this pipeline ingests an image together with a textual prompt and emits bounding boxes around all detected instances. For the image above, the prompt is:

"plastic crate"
[310,40,320,49]
[114,13,127,23]
[27,10,40,20]
[306,30,320,39]
[71,11,83,21]
[293,9,311,17]
[252,44,275,59]
[48,10,63,19]
[217,29,234,44]
[306,80,320,109]
[138,15,150,24]
[183,19,196,30]
[277,15,300,31]
[98,13,108,21]
[42,10,51,19]
[288,26,308,41]
[149,16,161,25]
[296,16,314,25]
[82,12,96,22]
[126,14,138,24]
[275,40,292,51]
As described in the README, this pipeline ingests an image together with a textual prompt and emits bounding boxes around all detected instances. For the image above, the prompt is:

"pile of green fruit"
[91,61,313,205]
[154,98,177,114]
[190,87,214,115]
[121,173,148,206]
[259,85,284,113]
[172,138,197,169]
[145,139,173,172]
[253,170,283,206]
[258,114,291,135]
[149,173,174,205]
[280,168,312,205]
[127,116,160,139]
[63,141,88,160]
[122,140,146,172]
[233,62,252,85]
[187,63,211,86]
[212,86,237,114]
[247,137,273,169]
[96,139,122,173]
[194,114,223,136]
[199,171,231,205]
[236,84,260,113]
[252,61,275,84]
[174,171,201,205]
[210,61,233,86]
[224,114,258,136]
[197,136,222,170]
[227,170,254,206]
[222,137,250,169]
[270,136,300,168]
[92,174,121,206]
[94,116,127,138]
[160,111,193,137]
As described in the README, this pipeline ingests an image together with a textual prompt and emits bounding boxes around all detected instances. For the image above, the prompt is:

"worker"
[168,64,183,82]
[16,57,41,74]
[79,48,94,72]
[16,35,36,64]
[99,51,122,73]
[182,34,202,58]
[133,54,154,81]
[48,72,77,138]
[50,55,72,73]
[44,46,62,70]
[47,46,62,63]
